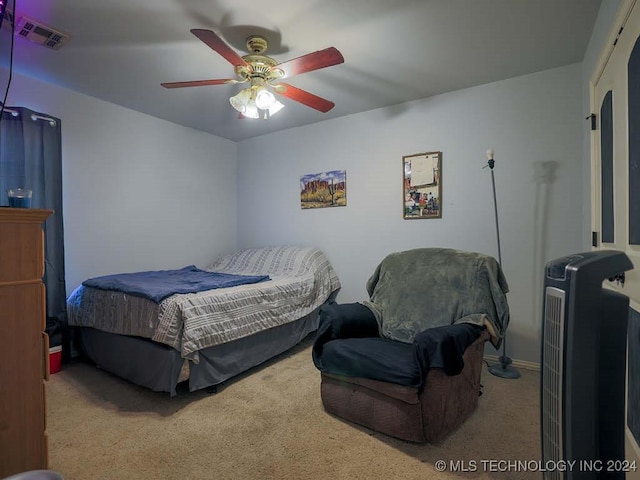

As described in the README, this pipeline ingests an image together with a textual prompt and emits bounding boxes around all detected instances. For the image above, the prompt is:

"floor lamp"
[485,148,520,379]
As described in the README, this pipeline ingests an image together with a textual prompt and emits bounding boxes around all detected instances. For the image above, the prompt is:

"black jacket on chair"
[312,302,484,389]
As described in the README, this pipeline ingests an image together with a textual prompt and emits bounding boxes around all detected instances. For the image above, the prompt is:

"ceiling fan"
[161,29,344,119]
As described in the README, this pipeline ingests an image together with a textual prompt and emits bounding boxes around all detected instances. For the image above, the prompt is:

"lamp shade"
[254,86,276,109]
[268,100,285,116]
[229,88,252,113]
[242,102,260,119]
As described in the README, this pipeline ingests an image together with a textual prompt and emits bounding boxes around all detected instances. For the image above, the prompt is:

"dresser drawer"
[0,223,44,284]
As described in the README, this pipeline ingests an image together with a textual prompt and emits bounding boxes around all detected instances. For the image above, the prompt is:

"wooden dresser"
[0,208,53,477]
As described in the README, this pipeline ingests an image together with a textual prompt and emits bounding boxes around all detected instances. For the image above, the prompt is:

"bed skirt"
[77,306,324,396]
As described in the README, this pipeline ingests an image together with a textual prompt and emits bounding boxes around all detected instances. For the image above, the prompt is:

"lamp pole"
[485,148,520,379]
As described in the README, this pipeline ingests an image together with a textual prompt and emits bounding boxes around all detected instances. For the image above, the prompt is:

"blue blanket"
[82,266,270,303]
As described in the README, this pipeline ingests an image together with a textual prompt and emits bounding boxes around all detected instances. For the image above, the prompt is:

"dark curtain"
[0,106,66,326]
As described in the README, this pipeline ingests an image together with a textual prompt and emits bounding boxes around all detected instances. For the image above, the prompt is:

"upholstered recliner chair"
[312,248,510,443]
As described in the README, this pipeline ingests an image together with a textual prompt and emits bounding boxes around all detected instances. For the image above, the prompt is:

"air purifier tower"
[541,250,633,480]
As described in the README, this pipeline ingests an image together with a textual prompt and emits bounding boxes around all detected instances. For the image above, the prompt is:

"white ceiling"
[0,0,602,142]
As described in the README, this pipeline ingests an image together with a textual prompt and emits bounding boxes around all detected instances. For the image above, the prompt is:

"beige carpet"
[46,337,540,480]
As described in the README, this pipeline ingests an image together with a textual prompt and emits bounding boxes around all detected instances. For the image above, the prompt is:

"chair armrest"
[318,302,379,339]
[312,302,379,368]
[413,323,486,377]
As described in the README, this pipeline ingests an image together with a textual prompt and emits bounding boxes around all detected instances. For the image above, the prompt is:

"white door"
[591,0,640,473]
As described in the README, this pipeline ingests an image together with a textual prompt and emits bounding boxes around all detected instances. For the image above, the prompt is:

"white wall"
[237,64,585,364]
[0,69,238,293]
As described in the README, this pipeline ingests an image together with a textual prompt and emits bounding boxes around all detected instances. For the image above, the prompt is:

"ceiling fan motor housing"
[236,61,283,84]
[246,35,268,54]
[232,36,284,82]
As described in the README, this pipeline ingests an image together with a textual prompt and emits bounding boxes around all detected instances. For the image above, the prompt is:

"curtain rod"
[0,103,57,126]
[0,105,19,117]
[30,113,57,127]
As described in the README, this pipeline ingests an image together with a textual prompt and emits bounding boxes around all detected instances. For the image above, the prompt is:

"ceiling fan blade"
[275,83,335,113]
[190,29,248,68]
[276,47,344,78]
[161,79,235,89]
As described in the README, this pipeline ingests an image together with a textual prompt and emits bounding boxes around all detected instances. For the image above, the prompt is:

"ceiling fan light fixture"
[229,88,252,113]
[230,84,284,119]
[268,100,285,116]
[242,102,260,119]
[254,86,276,109]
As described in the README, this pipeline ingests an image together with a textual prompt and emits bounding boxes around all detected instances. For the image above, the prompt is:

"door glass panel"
[629,36,640,245]
[601,90,614,243]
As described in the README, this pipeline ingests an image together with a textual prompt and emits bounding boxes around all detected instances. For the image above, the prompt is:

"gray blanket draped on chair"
[362,247,509,348]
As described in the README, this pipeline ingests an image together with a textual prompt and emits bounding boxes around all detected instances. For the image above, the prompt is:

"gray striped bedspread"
[67,246,341,363]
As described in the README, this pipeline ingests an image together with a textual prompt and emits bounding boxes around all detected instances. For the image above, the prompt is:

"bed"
[67,246,341,395]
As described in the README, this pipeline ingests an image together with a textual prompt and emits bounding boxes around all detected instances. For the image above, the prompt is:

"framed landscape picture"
[300,170,347,209]
[403,151,442,219]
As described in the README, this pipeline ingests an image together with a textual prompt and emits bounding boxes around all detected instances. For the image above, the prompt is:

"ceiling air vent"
[14,15,69,50]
